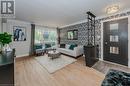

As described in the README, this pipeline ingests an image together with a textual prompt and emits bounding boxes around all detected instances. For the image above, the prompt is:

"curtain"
[29,24,35,55]
[57,27,60,44]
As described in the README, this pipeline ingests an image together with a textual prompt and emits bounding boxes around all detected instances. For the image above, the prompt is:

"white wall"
[6,19,31,57]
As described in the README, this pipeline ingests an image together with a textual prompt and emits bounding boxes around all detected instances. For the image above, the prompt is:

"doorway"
[103,18,128,66]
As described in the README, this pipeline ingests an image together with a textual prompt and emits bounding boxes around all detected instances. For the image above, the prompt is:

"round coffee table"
[48,51,61,59]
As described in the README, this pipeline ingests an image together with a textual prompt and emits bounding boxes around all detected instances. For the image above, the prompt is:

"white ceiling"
[15,0,130,27]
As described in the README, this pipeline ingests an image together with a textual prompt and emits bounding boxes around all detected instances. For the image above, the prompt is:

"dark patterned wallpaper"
[60,11,130,58]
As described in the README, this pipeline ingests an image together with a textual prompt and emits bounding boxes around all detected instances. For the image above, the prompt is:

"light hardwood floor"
[15,56,105,86]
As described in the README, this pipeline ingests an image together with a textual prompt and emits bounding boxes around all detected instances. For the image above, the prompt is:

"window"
[110,46,119,54]
[35,26,57,46]
[110,23,118,31]
[110,35,119,42]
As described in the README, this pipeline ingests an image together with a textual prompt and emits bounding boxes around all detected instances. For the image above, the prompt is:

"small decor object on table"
[48,51,61,60]
[0,32,12,53]
[53,48,56,52]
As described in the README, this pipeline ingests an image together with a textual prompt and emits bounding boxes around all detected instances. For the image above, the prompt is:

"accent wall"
[60,10,130,58]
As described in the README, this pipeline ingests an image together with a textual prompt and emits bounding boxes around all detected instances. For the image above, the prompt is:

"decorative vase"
[2,44,12,52]
[0,42,3,53]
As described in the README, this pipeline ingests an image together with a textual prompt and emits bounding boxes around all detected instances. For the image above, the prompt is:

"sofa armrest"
[74,46,83,56]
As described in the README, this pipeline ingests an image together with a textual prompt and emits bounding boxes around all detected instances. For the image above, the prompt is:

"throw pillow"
[69,44,77,50]
[60,44,65,48]
[45,44,51,48]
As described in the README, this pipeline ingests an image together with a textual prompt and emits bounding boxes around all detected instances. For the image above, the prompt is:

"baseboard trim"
[103,60,129,68]
[16,54,29,58]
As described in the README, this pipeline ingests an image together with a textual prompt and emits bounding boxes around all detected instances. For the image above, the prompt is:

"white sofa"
[56,44,83,58]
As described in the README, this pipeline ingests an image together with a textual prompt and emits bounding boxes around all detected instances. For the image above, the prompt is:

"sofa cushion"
[60,44,65,48]
[58,48,74,55]
[35,44,42,50]
[66,44,70,49]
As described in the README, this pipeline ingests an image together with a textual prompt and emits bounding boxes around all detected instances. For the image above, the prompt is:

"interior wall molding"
[60,9,130,28]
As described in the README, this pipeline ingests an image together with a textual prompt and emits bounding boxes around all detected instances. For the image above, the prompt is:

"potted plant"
[0,32,12,53]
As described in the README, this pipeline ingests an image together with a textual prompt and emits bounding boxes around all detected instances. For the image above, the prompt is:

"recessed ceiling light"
[106,5,119,14]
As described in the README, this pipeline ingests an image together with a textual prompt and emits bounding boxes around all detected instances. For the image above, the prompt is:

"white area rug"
[35,55,77,73]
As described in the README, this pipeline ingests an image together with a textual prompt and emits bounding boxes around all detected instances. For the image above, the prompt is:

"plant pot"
[0,42,3,53]
[2,44,12,52]
[0,50,2,54]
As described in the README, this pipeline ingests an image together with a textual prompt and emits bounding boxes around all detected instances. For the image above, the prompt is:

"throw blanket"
[102,69,130,86]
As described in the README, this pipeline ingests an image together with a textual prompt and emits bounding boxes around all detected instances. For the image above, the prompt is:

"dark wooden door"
[103,18,128,66]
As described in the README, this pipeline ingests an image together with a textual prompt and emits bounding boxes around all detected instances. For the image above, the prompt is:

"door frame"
[100,16,130,67]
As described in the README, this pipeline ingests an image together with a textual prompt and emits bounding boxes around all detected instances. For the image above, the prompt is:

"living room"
[0,0,130,86]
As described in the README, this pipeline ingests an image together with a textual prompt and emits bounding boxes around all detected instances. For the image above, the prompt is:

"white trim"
[35,25,56,30]
[100,21,104,61]
[7,19,31,25]
[60,19,87,28]
[100,16,128,23]
[97,9,130,20]
[101,16,130,67]
[103,60,129,69]
[16,54,29,58]
[128,16,130,68]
